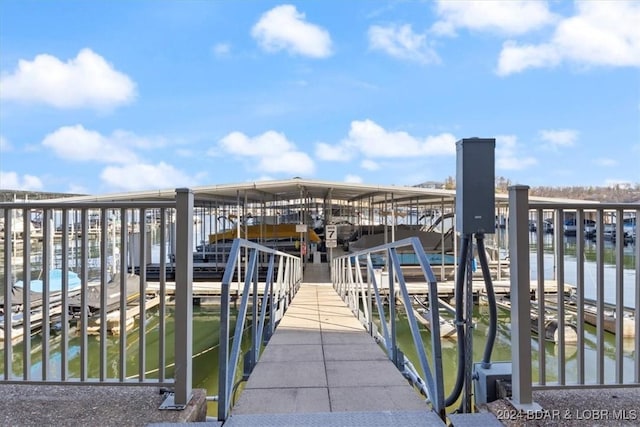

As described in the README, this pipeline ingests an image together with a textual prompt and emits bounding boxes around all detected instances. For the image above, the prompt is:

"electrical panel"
[473,361,512,405]
[456,138,496,235]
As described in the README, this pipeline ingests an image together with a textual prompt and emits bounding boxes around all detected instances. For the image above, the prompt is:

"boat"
[1,269,83,344]
[208,223,321,243]
[67,273,143,320]
[348,226,455,253]
[0,306,65,345]
[345,212,457,254]
[563,294,635,338]
[14,269,82,294]
[496,298,578,344]
[583,307,635,338]
[199,223,321,257]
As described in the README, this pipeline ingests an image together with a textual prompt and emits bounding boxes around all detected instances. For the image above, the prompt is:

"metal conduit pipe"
[444,234,471,407]
[475,233,498,368]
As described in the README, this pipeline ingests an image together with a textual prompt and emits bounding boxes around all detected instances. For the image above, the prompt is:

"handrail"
[332,237,446,420]
[1,194,191,409]
[509,186,640,410]
[216,238,301,421]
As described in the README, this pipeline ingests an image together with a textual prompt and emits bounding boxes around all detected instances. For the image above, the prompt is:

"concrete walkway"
[224,263,446,426]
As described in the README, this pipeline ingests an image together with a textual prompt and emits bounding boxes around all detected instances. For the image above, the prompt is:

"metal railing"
[216,238,301,421]
[331,237,446,419]
[0,189,194,409]
[509,186,640,407]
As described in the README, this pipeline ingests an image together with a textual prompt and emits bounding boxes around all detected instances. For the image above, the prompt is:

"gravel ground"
[487,388,640,426]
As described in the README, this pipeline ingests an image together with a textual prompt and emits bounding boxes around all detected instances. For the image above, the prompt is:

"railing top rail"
[335,236,429,259]
[229,237,301,259]
[528,201,640,210]
[0,201,177,209]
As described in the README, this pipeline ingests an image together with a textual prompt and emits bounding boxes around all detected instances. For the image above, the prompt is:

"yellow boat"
[208,224,321,244]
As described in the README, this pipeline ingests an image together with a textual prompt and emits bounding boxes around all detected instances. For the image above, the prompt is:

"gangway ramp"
[224,264,445,426]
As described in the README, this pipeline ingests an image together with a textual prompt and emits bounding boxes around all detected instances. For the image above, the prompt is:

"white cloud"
[368,24,440,64]
[251,5,332,58]
[42,125,142,163]
[215,130,315,175]
[361,159,380,171]
[496,135,537,170]
[345,119,456,158]
[315,142,353,161]
[0,171,43,190]
[497,42,560,75]
[219,130,295,156]
[554,2,640,67]
[432,0,556,36]
[258,150,315,175]
[100,162,197,191]
[498,2,640,75]
[0,136,11,152]
[344,174,363,184]
[539,129,578,149]
[316,120,456,162]
[0,48,136,109]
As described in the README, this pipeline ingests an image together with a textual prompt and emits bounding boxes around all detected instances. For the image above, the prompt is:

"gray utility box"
[456,138,496,235]
[474,361,512,405]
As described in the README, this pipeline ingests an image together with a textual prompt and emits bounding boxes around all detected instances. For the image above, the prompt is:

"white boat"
[14,269,82,294]
[346,212,457,254]
[1,269,83,344]
[583,307,635,338]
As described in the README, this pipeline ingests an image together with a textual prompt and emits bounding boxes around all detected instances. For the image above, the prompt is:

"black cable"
[444,234,471,407]
[475,233,497,368]
[231,377,246,405]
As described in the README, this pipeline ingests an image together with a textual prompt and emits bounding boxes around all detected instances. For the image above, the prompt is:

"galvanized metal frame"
[331,237,446,420]
[217,238,301,421]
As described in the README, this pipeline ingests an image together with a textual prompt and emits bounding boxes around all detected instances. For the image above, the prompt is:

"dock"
[1,275,161,344]
[222,264,500,426]
[142,276,567,302]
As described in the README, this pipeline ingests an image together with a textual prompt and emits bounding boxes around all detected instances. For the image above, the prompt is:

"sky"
[0,0,639,195]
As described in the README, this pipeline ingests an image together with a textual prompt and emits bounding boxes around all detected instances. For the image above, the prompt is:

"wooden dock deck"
[223,264,501,426]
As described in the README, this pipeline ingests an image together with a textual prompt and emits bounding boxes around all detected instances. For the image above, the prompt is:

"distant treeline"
[497,177,640,203]
[442,176,640,203]
[528,186,640,203]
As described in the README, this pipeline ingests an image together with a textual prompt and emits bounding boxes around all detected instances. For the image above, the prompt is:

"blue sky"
[1,0,639,194]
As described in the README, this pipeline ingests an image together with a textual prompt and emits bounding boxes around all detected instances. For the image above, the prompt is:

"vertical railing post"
[508,185,540,410]
[2,209,13,378]
[174,188,193,407]
[388,248,397,365]
[635,207,640,383]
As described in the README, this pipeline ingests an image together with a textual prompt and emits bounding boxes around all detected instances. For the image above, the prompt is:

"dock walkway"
[223,263,447,426]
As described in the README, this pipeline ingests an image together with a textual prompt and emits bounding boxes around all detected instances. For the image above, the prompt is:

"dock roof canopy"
[52,177,592,207]
[57,178,462,207]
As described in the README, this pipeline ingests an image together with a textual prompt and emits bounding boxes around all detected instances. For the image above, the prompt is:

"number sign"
[325,224,337,248]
